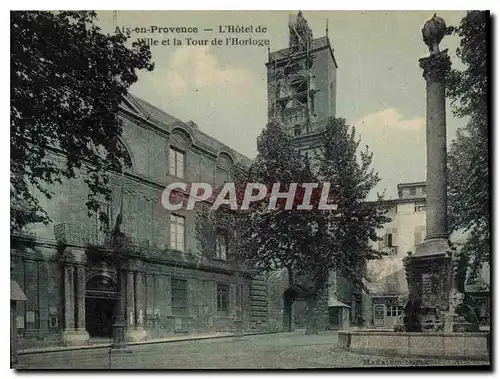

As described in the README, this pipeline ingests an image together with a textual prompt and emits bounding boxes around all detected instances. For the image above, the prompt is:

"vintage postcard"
[10,10,490,369]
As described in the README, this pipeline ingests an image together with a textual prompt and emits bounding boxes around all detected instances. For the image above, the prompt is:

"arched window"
[92,139,133,173]
[216,152,234,185]
[116,139,133,173]
[169,129,192,179]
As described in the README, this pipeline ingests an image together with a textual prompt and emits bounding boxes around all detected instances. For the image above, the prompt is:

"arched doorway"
[85,273,118,338]
[283,288,298,332]
[283,286,309,332]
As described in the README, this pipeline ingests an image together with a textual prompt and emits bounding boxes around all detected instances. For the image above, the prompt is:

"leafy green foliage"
[11,11,154,232]
[446,11,489,275]
[196,119,390,295]
[313,118,392,289]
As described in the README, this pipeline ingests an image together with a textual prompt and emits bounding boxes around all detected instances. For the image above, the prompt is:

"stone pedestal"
[404,252,452,327]
[62,329,91,346]
[339,307,350,330]
[234,320,244,337]
[128,328,148,342]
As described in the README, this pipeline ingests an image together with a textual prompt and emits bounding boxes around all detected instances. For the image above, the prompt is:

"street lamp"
[109,169,131,356]
[111,235,128,351]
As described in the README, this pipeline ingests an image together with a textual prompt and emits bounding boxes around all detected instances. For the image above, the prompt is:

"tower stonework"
[266,11,338,154]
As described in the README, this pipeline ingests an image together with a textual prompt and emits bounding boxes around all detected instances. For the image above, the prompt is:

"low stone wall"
[338,330,490,361]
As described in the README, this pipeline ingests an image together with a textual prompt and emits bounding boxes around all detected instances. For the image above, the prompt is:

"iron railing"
[54,223,150,255]
[54,224,251,273]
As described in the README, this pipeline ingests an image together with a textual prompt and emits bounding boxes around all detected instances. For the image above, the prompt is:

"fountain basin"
[338,330,490,361]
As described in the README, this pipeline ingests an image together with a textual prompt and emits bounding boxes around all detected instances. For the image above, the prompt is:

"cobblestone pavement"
[16,331,490,369]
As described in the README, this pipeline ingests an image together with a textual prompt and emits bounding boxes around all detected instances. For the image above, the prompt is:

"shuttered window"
[217,284,230,315]
[171,279,188,316]
[170,214,185,251]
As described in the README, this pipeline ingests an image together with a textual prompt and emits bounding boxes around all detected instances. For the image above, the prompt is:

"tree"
[11,11,154,232]
[301,118,390,333]
[446,11,489,277]
[196,119,390,334]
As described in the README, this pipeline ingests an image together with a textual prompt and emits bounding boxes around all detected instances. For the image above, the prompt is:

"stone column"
[415,16,452,257]
[129,260,147,342]
[111,255,128,351]
[420,52,451,242]
[404,14,454,333]
[75,263,86,331]
[135,271,145,329]
[126,270,135,329]
[63,263,75,331]
[62,249,89,346]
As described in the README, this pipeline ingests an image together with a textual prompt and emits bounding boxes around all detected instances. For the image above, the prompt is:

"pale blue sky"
[97,10,468,199]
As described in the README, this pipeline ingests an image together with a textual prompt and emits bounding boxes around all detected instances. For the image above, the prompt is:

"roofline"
[397,181,426,189]
[122,94,253,165]
[365,197,426,206]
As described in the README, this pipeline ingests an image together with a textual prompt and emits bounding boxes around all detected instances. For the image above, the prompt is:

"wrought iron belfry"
[267,11,317,136]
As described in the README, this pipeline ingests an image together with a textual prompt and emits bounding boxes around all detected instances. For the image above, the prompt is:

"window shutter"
[391,228,398,246]
[414,226,423,246]
[169,148,176,175]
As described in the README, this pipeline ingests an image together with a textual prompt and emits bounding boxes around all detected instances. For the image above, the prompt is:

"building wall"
[366,198,426,292]
[11,95,256,348]
[311,45,337,127]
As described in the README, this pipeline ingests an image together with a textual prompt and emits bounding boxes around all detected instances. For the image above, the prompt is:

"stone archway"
[283,285,309,332]
[85,272,118,338]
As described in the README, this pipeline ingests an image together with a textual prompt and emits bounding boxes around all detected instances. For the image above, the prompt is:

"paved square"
[15,331,490,369]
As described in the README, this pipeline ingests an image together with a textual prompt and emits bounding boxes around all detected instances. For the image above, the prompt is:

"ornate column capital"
[419,50,451,83]
[127,258,146,273]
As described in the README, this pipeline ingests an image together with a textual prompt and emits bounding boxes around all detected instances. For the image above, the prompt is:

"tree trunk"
[305,296,319,335]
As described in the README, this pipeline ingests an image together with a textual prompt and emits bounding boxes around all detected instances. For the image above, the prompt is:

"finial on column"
[422,13,447,55]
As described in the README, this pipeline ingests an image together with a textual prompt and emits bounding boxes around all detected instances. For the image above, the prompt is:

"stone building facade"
[10,94,265,348]
[364,182,490,329]
[365,182,428,328]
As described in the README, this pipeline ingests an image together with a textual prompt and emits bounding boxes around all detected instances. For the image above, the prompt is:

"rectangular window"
[216,233,228,260]
[409,187,416,196]
[386,306,403,317]
[169,147,185,179]
[387,233,393,247]
[171,279,188,316]
[414,226,426,246]
[170,214,185,251]
[217,284,230,315]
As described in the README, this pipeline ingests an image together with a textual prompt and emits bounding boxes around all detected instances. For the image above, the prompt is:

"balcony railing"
[54,224,252,273]
[54,223,150,255]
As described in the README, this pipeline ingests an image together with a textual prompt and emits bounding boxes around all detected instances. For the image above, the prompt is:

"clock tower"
[266,11,338,153]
